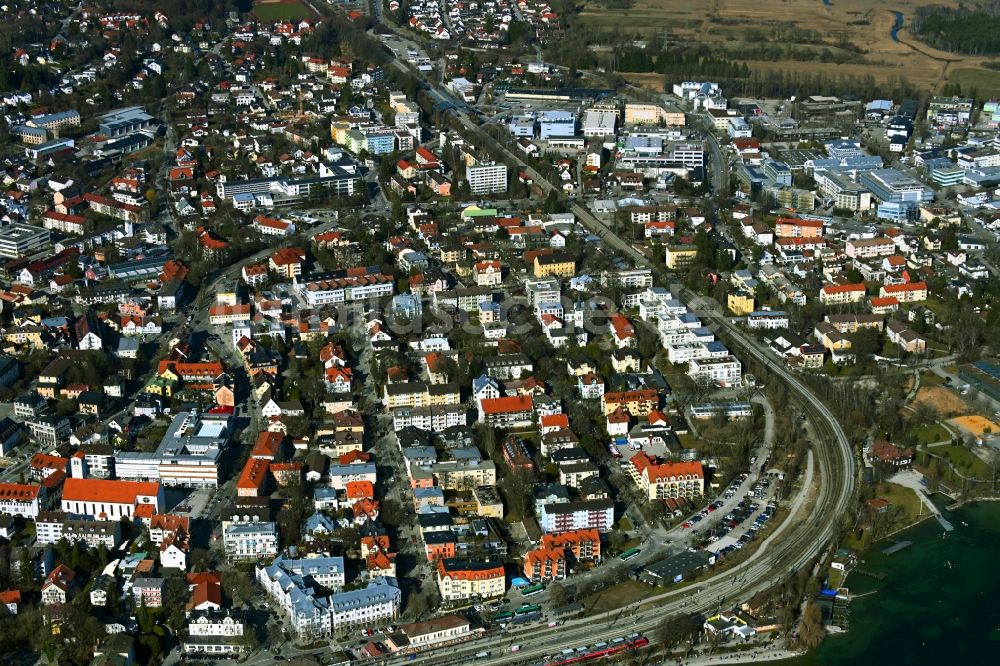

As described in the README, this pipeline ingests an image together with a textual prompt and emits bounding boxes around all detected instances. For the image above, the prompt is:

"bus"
[619,547,641,562]
[495,611,515,622]
[521,584,545,598]
[515,604,542,617]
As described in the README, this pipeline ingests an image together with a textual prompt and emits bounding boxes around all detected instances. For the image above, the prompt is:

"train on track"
[542,634,649,666]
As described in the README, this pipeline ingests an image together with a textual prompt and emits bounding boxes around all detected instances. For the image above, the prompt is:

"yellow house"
[814,323,852,351]
[157,366,179,383]
[330,120,351,144]
[383,382,431,409]
[473,486,504,519]
[533,253,576,278]
[665,245,698,270]
[144,376,176,397]
[427,383,461,406]
[2,326,46,348]
[440,246,466,264]
[727,291,755,316]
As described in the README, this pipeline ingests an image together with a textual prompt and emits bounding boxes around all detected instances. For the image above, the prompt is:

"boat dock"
[852,569,887,581]
[882,541,912,555]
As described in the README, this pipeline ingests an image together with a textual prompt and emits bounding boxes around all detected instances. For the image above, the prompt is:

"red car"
[681,522,692,529]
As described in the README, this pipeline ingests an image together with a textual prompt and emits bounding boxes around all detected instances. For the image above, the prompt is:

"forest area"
[913,1,1000,55]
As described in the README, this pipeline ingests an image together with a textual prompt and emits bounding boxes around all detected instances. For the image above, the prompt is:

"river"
[793,500,1000,665]
[890,11,904,43]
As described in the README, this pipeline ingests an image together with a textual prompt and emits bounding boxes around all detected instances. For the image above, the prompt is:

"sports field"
[949,415,999,438]
[577,0,1000,93]
[253,0,317,22]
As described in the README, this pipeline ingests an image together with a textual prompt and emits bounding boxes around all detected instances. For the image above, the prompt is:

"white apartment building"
[746,311,790,330]
[845,237,896,259]
[259,554,346,593]
[224,521,279,562]
[391,405,467,432]
[329,579,401,630]
[0,483,42,519]
[295,273,394,306]
[687,355,742,387]
[467,164,508,194]
[539,499,615,533]
[183,610,248,657]
[35,514,122,549]
[327,463,377,490]
[667,341,729,364]
[257,556,400,639]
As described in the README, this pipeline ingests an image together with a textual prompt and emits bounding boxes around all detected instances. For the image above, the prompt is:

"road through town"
[374,46,858,665]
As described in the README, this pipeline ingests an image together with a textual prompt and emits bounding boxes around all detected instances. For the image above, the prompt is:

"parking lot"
[703,470,783,556]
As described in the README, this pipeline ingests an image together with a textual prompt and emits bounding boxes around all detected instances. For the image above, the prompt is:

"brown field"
[911,386,968,418]
[578,0,1000,93]
[622,72,665,90]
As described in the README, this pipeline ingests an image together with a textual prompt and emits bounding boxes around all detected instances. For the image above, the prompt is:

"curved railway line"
[376,49,857,665]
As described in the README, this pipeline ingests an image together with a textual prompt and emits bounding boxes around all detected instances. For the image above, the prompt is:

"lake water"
[795,500,1000,664]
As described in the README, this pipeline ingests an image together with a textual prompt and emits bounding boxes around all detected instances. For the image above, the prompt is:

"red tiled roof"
[151,514,190,533]
[631,452,704,482]
[540,413,569,429]
[603,389,657,403]
[776,217,822,228]
[822,283,866,294]
[0,483,40,501]
[237,458,269,491]
[346,480,375,500]
[252,431,284,459]
[883,281,927,293]
[481,394,533,415]
[61,478,160,504]
[186,572,222,611]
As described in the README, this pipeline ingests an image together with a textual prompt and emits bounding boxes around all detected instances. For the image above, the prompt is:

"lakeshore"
[794,499,1000,665]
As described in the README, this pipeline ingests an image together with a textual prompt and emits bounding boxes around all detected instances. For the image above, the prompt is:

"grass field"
[253,0,316,22]
[933,444,992,478]
[578,0,1000,93]
[920,371,946,387]
[580,580,652,615]
[911,423,951,445]
[947,67,1000,97]
[874,481,923,524]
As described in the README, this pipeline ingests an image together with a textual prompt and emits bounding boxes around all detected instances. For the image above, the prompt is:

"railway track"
[376,52,856,666]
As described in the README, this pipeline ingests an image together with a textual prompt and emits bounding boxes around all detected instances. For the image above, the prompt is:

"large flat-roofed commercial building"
[814,170,872,212]
[0,224,51,258]
[624,103,685,126]
[115,410,231,487]
[539,110,576,139]
[216,158,360,204]
[467,164,507,194]
[98,106,155,137]
[582,109,617,137]
[859,168,933,222]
